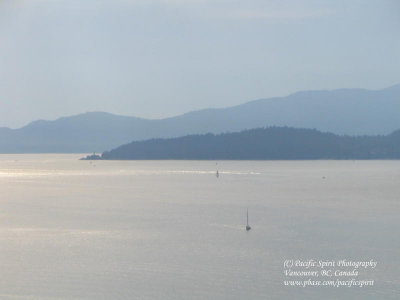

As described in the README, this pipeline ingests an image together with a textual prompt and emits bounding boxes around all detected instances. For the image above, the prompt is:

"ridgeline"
[97,127,400,160]
[2,84,400,153]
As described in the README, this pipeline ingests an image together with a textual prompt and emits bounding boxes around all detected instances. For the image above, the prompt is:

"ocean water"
[0,154,399,299]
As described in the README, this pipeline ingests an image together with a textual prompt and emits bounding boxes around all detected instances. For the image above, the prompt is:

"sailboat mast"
[245,208,251,231]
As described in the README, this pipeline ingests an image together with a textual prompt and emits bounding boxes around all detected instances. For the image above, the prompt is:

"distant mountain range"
[1,84,400,153]
[100,127,400,160]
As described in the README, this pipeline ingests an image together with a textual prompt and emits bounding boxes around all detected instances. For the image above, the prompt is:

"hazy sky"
[0,0,399,128]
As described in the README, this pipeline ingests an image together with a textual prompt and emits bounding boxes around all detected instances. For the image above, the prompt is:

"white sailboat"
[246,208,251,231]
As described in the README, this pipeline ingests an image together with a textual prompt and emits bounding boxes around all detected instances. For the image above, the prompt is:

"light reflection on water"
[0,168,261,178]
[0,154,399,300]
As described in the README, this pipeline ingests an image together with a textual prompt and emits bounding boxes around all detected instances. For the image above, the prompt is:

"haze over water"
[0,154,399,299]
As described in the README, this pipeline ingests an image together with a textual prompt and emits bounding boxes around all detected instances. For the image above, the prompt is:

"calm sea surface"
[0,154,399,299]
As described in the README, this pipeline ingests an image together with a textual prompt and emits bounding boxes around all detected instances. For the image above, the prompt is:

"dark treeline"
[100,127,400,160]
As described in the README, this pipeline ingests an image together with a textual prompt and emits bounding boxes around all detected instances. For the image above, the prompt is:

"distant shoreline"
[84,127,400,161]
